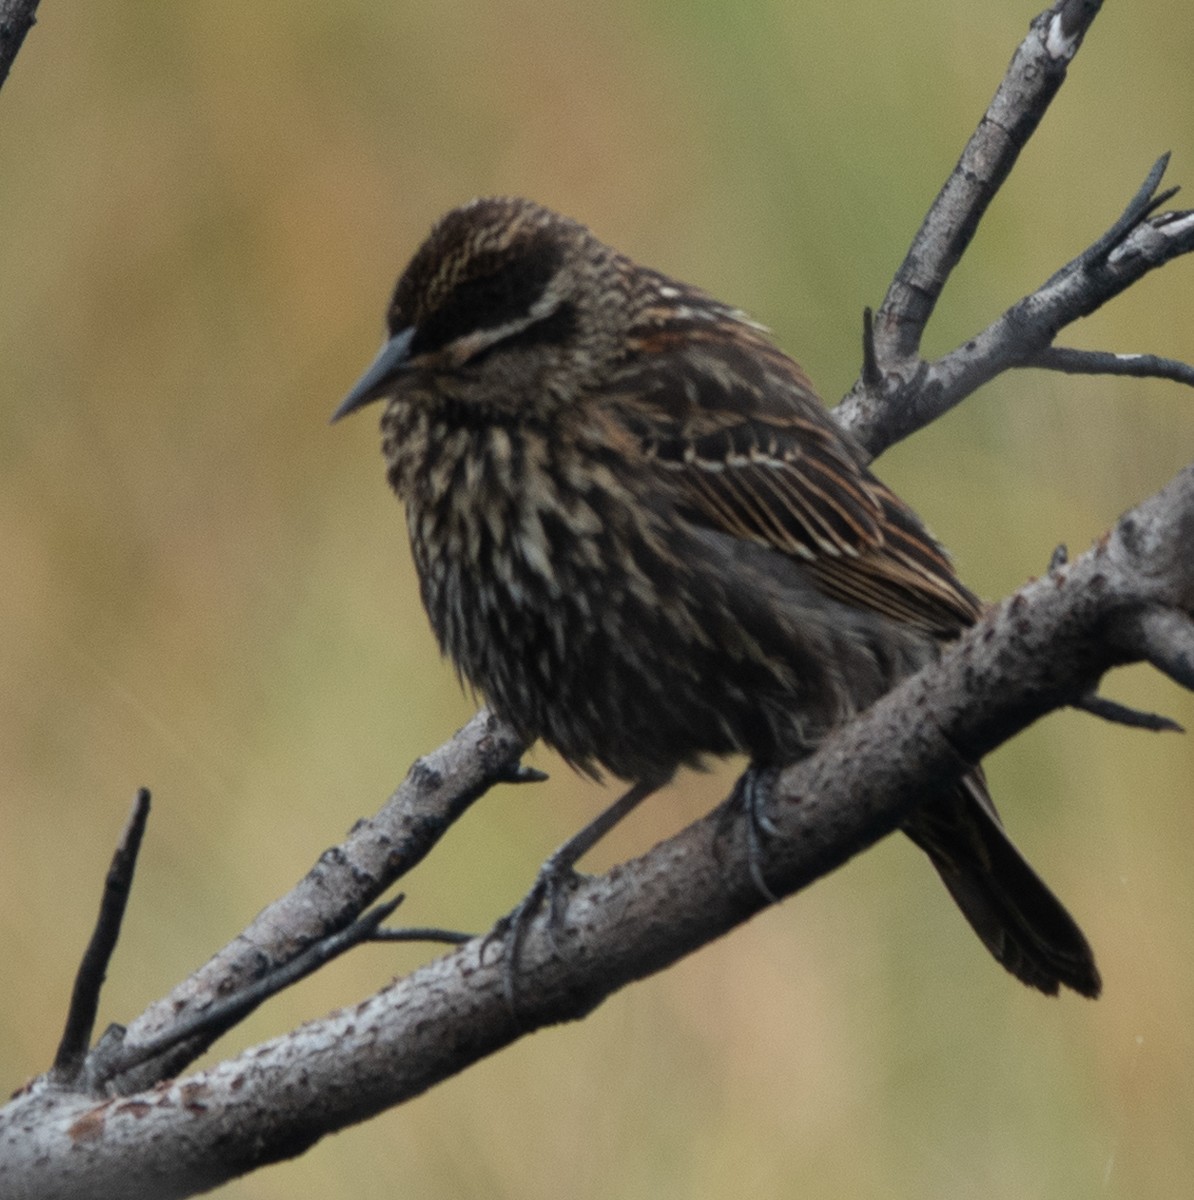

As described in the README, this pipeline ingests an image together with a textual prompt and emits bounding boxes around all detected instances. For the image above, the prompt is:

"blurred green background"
[2,2,1193,1196]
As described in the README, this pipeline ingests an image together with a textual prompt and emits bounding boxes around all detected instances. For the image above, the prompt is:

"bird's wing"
[600,327,980,634]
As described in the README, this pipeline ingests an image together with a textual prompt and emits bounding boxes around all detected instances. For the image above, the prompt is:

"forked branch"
[836,4,1194,457]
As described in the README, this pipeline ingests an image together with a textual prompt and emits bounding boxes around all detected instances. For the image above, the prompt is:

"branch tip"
[1025,347,1194,388]
[495,762,549,785]
[1047,0,1099,60]
[1073,692,1184,733]
[51,788,153,1085]
[0,0,41,94]
[1084,155,1176,267]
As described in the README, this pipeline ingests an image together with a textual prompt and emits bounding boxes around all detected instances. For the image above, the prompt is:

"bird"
[333,196,1101,999]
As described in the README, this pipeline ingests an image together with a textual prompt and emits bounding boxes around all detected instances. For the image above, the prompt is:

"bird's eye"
[463,302,579,367]
[412,242,562,358]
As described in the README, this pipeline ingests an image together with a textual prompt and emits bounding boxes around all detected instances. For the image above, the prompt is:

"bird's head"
[333,197,634,424]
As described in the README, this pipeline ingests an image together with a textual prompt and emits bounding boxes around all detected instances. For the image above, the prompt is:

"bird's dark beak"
[331,327,416,423]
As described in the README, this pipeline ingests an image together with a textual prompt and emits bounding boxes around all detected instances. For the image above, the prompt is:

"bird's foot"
[720,765,782,904]
[485,778,660,1016]
[489,849,583,1016]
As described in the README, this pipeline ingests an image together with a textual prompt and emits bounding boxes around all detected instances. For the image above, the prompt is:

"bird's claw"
[494,853,583,1016]
[722,766,782,905]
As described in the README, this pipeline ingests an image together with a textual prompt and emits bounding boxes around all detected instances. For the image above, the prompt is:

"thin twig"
[89,897,409,1084]
[50,790,152,1085]
[1066,153,1174,272]
[1025,346,1194,388]
[369,927,474,945]
[1072,693,1183,733]
[491,762,550,784]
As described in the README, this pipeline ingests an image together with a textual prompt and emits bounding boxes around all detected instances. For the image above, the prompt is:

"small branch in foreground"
[50,790,151,1087]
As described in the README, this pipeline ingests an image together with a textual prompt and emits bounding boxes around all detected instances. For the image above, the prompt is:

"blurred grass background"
[1,2,1193,1196]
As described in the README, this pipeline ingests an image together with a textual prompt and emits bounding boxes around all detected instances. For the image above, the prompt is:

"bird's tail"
[903,770,1101,998]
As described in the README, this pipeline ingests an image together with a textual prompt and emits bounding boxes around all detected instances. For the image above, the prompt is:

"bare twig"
[88,901,475,1086]
[1072,692,1183,733]
[49,790,151,1087]
[89,897,406,1085]
[368,926,474,945]
[923,171,1194,420]
[834,6,1194,460]
[1069,153,1176,268]
[1025,346,1194,388]
[870,0,1102,365]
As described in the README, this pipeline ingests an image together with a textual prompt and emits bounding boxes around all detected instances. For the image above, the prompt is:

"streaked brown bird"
[335,196,1100,999]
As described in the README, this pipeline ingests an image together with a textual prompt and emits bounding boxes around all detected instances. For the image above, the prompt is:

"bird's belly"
[411,501,696,779]
[407,497,849,781]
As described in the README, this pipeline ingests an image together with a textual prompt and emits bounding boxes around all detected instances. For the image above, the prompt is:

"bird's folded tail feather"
[904,773,1102,999]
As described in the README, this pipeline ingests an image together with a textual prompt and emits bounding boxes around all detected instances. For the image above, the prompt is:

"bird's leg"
[497,778,660,1014]
[723,765,782,904]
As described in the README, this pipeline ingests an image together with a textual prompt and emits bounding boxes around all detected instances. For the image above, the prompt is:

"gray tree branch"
[834,3,1194,459]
